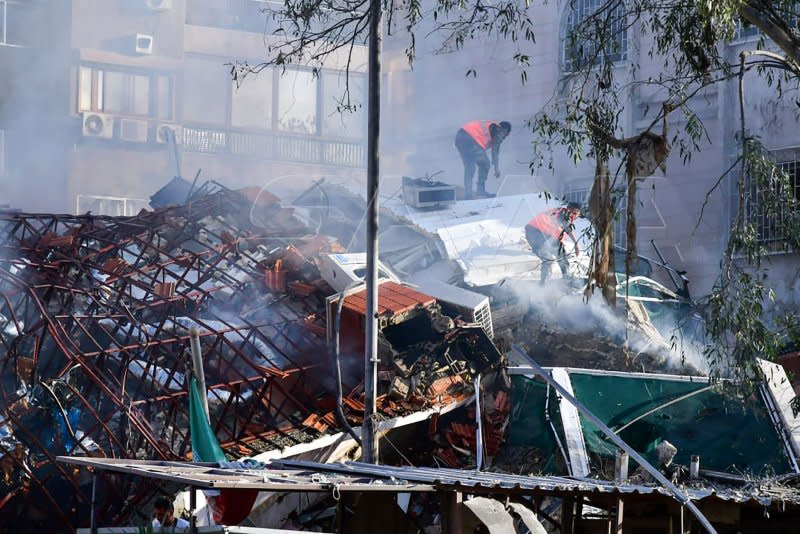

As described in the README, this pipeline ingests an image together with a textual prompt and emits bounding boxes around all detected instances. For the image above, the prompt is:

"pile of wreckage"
[0,178,507,530]
[3,175,800,532]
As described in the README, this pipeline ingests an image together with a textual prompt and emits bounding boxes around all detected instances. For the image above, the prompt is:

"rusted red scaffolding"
[0,187,340,529]
[0,183,508,531]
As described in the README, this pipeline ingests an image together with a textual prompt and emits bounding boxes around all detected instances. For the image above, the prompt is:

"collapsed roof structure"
[0,181,506,530]
[4,176,800,533]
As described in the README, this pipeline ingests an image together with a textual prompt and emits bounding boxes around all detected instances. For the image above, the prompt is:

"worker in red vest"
[525,202,582,284]
[454,120,512,199]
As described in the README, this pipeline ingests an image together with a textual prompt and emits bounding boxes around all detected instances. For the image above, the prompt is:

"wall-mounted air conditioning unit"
[410,279,494,338]
[318,253,400,293]
[119,118,148,143]
[145,0,172,11]
[82,112,114,139]
[156,123,181,144]
[135,33,153,55]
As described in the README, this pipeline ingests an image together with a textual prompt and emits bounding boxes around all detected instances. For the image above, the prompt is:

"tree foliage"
[526,0,800,387]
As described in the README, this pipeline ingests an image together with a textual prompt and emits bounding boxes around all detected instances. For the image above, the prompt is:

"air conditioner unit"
[135,33,153,55]
[119,118,148,143]
[402,175,456,209]
[82,112,114,139]
[318,253,400,293]
[145,0,172,11]
[156,123,181,144]
[410,279,494,338]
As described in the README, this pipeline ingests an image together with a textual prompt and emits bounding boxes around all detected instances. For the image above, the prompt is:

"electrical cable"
[613,384,717,435]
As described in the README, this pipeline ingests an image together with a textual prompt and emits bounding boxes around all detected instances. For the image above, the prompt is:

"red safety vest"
[463,121,498,150]
[527,208,566,240]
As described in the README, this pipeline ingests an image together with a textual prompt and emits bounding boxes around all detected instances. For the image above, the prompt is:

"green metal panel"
[505,376,567,474]
[568,372,792,475]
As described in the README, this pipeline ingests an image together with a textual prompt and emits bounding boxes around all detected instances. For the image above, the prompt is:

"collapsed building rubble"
[4,175,794,532]
[294,178,707,375]
[0,181,507,531]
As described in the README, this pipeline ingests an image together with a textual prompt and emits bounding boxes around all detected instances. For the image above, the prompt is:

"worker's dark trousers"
[525,225,568,284]
[455,129,490,199]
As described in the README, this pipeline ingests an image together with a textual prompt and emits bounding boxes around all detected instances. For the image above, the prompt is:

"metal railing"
[563,186,627,246]
[75,195,150,217]
[181,124,366,168]
[744,158,800,253]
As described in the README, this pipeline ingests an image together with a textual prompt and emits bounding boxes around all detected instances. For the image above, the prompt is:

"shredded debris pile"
[0,181,508,530]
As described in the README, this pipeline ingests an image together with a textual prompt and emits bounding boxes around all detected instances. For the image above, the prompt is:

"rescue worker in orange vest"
[525,202,582,285]
[455,120,512,199]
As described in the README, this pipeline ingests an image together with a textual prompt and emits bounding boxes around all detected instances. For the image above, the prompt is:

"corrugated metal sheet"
[58,456,800,507]
[273,460,798,506]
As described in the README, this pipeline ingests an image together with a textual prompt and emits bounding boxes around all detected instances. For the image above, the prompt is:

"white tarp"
[464,497,516,533]
[507,502,547,534]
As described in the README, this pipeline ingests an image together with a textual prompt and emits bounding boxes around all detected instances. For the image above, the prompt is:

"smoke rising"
[503,277,709,373]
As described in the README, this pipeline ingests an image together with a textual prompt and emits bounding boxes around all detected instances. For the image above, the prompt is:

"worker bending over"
[525,203,582,284]
[455,120,512,199]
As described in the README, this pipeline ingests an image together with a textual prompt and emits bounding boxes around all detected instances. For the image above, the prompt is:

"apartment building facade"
[383,1,800,301]
[0,0,368,215]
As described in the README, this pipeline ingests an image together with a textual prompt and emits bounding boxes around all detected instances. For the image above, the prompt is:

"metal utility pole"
[362,0,382,464]
[189,328,210,422]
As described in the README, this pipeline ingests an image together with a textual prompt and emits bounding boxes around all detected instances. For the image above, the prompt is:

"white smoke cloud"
[503,277,709,373]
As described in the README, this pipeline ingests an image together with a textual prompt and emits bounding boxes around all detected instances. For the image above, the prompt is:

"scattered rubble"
[2,175,794,532]
[0,180,507,530]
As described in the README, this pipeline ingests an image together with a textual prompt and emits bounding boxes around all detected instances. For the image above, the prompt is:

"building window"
[732,6,798,42]
[156,76,174,120]
[563,0,627,73]
[183,55,366,140]
[733,23,760,42]
[0,130,5,177]
[79,65,174,119]
[1,0,29,47]
[278,69,318,134]
[183,57,229,125]
[186,0,282,34]
[322,72,365,139]
[231,70,273,129]
[745,150,800,250]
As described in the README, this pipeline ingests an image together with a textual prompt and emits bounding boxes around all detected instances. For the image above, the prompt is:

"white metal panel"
[552,368,591,478]
[759,359,800,469]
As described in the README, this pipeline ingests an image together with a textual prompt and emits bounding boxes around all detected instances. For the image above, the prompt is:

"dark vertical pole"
[441,491,463,534]
[562,498,574,534]
[363,0,382,464]
[90,471,98,534]
[190,486,197,534]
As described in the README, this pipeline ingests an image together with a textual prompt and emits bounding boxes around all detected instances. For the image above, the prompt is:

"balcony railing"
[182,125,366,168]
[76,195,150,217]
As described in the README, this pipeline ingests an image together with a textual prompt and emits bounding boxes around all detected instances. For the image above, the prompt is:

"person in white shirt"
[152,496,191,530]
